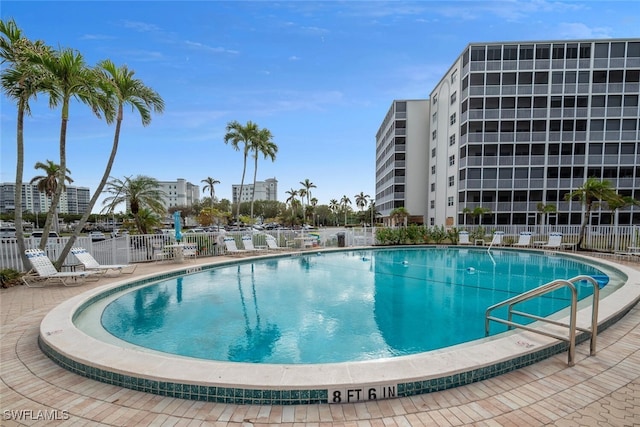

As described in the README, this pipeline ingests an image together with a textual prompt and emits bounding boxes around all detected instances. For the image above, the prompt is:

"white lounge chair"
[489,231,504,246]
[265,235,288,251]
[513,232,533,247]
[182,243,198,261]
[223,237,248,255]
[71,247,137,275]
[458,231,471,245]
[241,235,266,252]
[541,232,563,249]
[23,249,100,287]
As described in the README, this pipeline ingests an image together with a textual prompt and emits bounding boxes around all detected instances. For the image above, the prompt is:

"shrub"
[0,269,22,288]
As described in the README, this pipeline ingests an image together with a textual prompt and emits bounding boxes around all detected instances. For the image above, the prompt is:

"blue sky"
[1,1,638,212]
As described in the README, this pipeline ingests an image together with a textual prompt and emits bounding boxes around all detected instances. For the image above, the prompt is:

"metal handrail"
[485,275,599,366]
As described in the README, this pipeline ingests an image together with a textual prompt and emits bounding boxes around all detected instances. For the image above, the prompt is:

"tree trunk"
[40,112,69,250]
[55,109,123,269]
[14,99,29,269]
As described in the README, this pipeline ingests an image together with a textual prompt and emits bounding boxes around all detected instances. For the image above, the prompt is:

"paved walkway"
[1,256,640,426]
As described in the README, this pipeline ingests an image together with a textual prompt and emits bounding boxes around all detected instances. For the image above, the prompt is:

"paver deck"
[2,254,639,426]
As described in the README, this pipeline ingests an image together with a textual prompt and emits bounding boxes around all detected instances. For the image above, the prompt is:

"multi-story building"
[377,38,640,227]
[375,100,430,225]
[0,182,91,215]
[157,178,199,210]
[232,177,278,205]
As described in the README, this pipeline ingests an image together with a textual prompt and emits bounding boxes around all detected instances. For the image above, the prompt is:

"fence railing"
[459,224,640,253]
[0,227,378,272]
[3,225,636,272]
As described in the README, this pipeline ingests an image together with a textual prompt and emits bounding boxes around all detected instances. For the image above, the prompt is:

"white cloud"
[555,22,613,39]
[184,40,239,55]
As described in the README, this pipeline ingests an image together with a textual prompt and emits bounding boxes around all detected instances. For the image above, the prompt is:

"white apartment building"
[232,177,278,204]
[157,178,199,209]
[375,100,430,224]
[0,182,90,215]
[378,38,640,227]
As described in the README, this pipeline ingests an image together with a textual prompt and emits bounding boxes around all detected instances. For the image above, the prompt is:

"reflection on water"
[100,248,607,364]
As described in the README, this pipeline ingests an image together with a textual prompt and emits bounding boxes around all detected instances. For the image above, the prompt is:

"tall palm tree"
[57,59,164,267]
[29,160,73,241]
[298,188,307,223]
[1,18,51,268]
[249,127,277,219]
[310,197,318,227]
[35,47,103,248]
[201,176,221,226]
[340,195,352,226]
[564,177,623,250]
[285,188,299,226]
[355,192,370,215]
[299,179,316,224]
[102,175,166,234]
[224,120,259,226]
[329,199,339,226]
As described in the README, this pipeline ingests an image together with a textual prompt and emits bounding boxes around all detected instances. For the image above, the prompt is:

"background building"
[157,178,199,209]
[375,100,430,225]
[377,38,640,228]
[0,182,90,215]
[232,177,278,205]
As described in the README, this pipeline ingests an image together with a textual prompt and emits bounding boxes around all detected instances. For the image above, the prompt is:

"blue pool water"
[100,248,606,364]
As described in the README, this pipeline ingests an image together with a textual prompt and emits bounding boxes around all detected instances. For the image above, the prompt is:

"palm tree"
[340,195,352,226]
[201,177,220,206]
[329,199,339,226]
[224,120,259,226]
[1,19,52,268]
[29,160,73,241]
[471,206,491,225]
[355,192,370,224]
[34,46,103,248]
[102,175,166,234]
[299,179,316,224]
[57,59,164,267]
[249,127,277,219]
[310,197,318,227]
[390,207,409,227]
[285,188,299,226]
[564,177,624,250]
[536,202,557,233]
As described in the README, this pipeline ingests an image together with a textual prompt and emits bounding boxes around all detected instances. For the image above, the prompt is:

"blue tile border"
[39,300,632,404]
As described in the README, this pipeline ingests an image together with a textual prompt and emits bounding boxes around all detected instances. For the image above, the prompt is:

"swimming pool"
[41,247,636,404]
[97,248,606,364]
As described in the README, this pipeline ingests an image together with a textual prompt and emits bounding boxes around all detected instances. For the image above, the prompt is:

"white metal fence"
[3,225,635,273]
[0,227,378,272]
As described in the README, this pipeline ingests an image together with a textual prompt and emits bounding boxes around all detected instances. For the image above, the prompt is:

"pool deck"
[2,252,640,426]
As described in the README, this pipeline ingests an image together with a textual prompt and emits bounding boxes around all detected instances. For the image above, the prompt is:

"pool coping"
[39,248,640,405]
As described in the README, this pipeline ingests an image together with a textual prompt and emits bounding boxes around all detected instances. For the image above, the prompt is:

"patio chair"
[70,247,137,275]
[152,242,174,262]
[513,232,533,247]
[182,243,198,261]
[458,231,471,245]
[541,232,563,249]
[489,231,504,246]
[223,237,248,255]
[23,249,100,287]
[241,235,266,252]
[265,235,288,251]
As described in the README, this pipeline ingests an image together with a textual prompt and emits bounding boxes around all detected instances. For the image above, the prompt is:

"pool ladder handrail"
[484,275,599,367]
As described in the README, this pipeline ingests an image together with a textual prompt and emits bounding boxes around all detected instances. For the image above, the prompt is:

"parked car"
[0,226,17,239]
[30,231,60,239]
[89,231,106,241]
